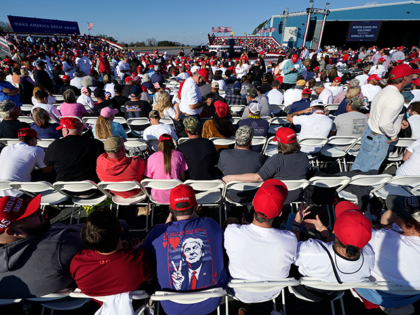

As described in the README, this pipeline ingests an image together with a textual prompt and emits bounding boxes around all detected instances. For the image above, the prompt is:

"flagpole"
[87,22,90,35]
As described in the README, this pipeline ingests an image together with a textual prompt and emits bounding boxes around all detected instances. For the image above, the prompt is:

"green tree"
[0,21,12,32]
[252,20,269,35]
[97,34,118,43]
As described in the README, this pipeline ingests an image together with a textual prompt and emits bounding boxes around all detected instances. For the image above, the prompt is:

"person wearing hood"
[96,136,146,198]
[0,194,85,299]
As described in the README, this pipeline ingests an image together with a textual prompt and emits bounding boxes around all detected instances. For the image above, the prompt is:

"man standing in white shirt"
[313,82,334,105]
[179,69,212,119]
[0,128,52,196]
[289,99,333,153]
[352,64,413,172]
[76,53,92,76]
[224,179,297,303]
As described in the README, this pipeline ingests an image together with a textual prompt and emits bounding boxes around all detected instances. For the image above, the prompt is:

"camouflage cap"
[0,100,16,113]
[347,97,363,110]
[247,87,258,98]
[183,116,201,133]
[235,125,254,146]
[349,79,360,87]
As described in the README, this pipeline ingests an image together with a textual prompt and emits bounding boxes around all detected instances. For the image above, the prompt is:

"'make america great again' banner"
[7,15,80,35]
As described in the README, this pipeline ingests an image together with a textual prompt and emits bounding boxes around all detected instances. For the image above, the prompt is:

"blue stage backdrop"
[346,21,382,42]
[7,16,80,35]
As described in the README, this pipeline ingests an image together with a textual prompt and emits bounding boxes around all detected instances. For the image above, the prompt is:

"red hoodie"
[96,154,146,198]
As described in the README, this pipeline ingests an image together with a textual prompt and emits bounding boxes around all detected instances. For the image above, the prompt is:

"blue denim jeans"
[351,125,390,172]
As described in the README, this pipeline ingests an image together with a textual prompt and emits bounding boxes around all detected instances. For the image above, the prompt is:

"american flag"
[211,26,232,33]
[211,27,221,33]
[87,22,94,31]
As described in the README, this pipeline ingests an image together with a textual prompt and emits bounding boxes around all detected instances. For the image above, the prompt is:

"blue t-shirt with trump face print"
[143,216,228,315]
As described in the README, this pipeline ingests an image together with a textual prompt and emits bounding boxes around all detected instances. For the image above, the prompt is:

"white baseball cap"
[310,100,325,107]
[249,101,262,114]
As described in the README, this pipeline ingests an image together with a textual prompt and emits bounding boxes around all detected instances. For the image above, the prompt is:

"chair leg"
[272,298,277,312]
[225,295,229,315]
[218,203,222,227]
[338,159,342,172]
[340,296,346,315]
[224,202,228,223]
[77,206,82,224]
[343,157,347,172]
[70,205,75,225]
[156,301,160,315]
[331,300,336,315]
[217,305,220,315]
[145,203,149,233]
[50,310,54,315]
[41,306,45,315]
[116,204,120,218]
[282,288,286,314]
[151,204,155,228]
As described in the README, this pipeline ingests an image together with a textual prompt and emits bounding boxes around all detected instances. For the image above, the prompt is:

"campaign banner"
[211,26,232,33]
[0,36,13,56]
[346,21,382,42]
[7,15,80,35]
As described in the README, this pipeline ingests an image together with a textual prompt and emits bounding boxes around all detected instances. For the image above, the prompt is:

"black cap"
[253,81,262,89]
[94,88,105,97]
[386,195,420,222]
[36,60,46,66]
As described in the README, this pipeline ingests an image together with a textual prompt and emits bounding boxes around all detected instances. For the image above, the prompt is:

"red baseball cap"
[314,66,319,71]
[253,179,288,219]
[413,78,420,86]
[18,127,38,138]
[357,59,362,62]
[137,66,142,71]
[302,88,312,95]
[0,195,41,234]
[292,54,298,63]
[412,69,420,74]
[170,184,197,211]
[158,134,172,142]
[196,68,210,83]
[215,101,229,118]
[125,77,133,83]
[378,58,385,62]
[368,74,381,81]
[389,64,413,80]
[62,75,71,82]
[56,117,84,130]
[333,77,341,83]
[273,127,297,144]
[335,201,361,218]
[334,209,372,249]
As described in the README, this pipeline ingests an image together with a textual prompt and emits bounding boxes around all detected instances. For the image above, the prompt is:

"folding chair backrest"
[98,181,144,194]
[348,174,393,187]
[282,180,310,192]
[82,117,98,125]
[113,117,127,125]
[0,180,12,190]
[160,118,174,126]
[124,138,150,150]
[228,278,300,293]
[386,175,420,188]
[0,138,20,146]
[225,181,263,205]
[298,137,328,147]
[141,179,182,190]
[299,277,376,291]
[127,118,150,130]
[230,117,242,126]
[177,137,190,145]
[309,176,351,192]
[210,137,236,146]
[37,139,56,149]
[251,136,267,147]
[392,138,417,148]
[184,180,225,193]
[326,136,358,147]
[230,106,246,114]
[325,104,339,111]
[53,180,99,193]
[10,181,57,194]
[270,117,289,125]
[151,288,226,304]
[70,288,149,301]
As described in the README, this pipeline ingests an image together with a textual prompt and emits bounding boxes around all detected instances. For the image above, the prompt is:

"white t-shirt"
[396,139,420,176]
[283,88,302,106]
[180,77,202,115]
[408,115,420,139]
[31,103,61,123]
[104,83,116,98]
[143,123,178,141]
[32,95,56,106]
[76,56,92,76]
[368,226,420,288]
[294,114,333,153]
[225,224,297,303]
[318,88,334,105]
[117,61,130,78]
[355,74,369,86]
[368,65,386,78]
[295,239,375,283]
[70,77,83,90]
[267,89,284,105]
[325,84,344,97]
[0,142,47,196]
[361,84,382,102]
[212,79,226,91]
[76,94,95,109]
[177,72,189,80]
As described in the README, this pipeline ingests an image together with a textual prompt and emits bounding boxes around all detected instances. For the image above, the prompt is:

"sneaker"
[380,304,414,315]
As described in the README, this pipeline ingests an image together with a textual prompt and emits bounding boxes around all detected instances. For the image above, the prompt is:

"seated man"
[325,77,344,97]
[266,80,284,105]
[223,128,309,204]
[143,110,178,141]
[225,179,297,303]
[70,208,155,296]
[291,201,374,301]
[96,136,146,198]
[177,116,217,180]
[0,128,52,196]
[0,100,28,138]
[58,75,81,96]
[237,101,269,152]
[355,195,420,314]
[44,118,105,183]
[32,89,61,123]
[0,195,84,298]
[224,84,247,106]
[313,82,334,105]
[283,79,305,106]
[287,88,312,132]
[288,100,333,153]
[396,138,420,176]
[143,185,228,315]
[361,75,382,102]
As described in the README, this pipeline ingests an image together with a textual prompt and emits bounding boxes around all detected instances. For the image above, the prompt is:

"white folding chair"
[17,116,34,124]
[81,117,98,125]
[0,138,20,146]
[70,288,150,301]
[325,104,339,114]
[230,116,242,126]
[282,179,310,211]
[140,179,182,227]
[9,181,68,208]
[373,175,420,200]
[229,105,246,117]
[160,118,174,126]
[126,118,151,137]
[151,288,226,315]
[263,136,277,157]
[112,116,131,134]
[53,94,64,102]
[227,278,300,315]
[147,138,177,151]
[177,137,190,145]
[21,104,34,112]
[319,136,359,172]
[224,181,263,217]
[124,138,151,152]
[184,180,225,225]
[36,139,56,149]
[53,181,110,224]
[249,136,267,152]
[384,138,417,170]
[98,181,149,231]
[298,137,329,170]
[209,137,236,147]
[268,118,290,135]
[270,104,285,115]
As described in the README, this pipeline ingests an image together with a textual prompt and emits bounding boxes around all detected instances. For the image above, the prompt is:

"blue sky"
[1,0,407,45]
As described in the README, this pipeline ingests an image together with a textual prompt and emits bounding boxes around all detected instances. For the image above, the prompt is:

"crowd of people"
[209,36,281,54]
[1,33,420,315]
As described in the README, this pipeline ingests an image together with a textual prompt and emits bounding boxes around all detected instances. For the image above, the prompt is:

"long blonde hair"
[95,115,113,139]
[345,87,361,99]
[154,91,172,117]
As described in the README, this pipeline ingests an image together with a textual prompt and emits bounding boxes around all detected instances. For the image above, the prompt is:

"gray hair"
[179,66,185,72]
[348,79,360,87]
[192,72,200,78]
[142,74,150,82]
[63,89,77,103]
[81,75,93,87]
[0,100,16,118]
[313,82,324,89]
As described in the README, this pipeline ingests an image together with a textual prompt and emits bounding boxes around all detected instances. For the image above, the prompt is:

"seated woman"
[20,68,36,104]
[144,134,188,204]
[30,107,61,139]
[202,101,235,150]
[355,195,420,314]
[334,86,361,117]
[59,90,92,119]
[153,91,180,120]
[92,107,127,140]
[31,85,56,106]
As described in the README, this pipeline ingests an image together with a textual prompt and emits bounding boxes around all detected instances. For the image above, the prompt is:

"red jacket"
[98,57,110,74]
